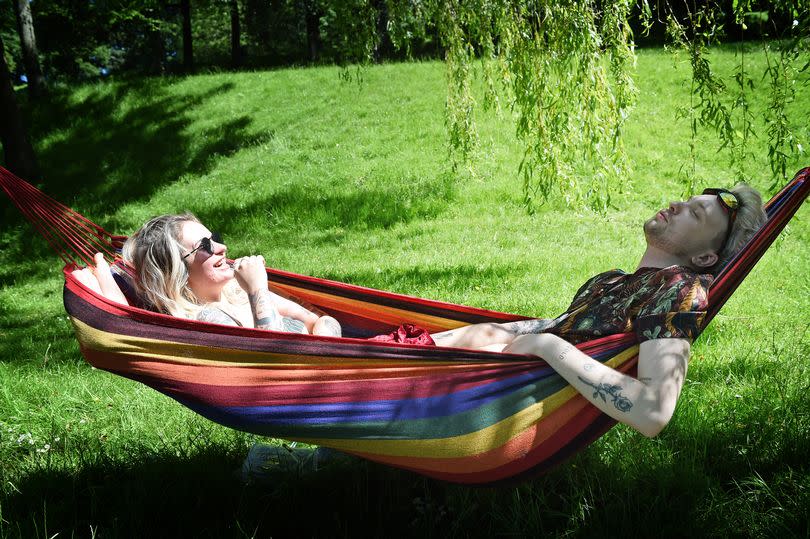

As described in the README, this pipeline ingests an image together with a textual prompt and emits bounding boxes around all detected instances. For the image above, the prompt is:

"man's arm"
[503,334,690,437]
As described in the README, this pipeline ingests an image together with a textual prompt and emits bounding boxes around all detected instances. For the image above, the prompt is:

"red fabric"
[369,324,436,346]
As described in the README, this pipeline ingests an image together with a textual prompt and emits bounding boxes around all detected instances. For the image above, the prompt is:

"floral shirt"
[538,265,713,344]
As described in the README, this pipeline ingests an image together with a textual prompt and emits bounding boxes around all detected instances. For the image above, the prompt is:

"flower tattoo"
[577,376,634,412]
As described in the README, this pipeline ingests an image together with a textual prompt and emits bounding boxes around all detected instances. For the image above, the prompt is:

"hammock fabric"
[1,165,808,485]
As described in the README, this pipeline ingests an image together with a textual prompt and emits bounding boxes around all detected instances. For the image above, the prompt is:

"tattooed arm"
[503,334,690,437]
[266,290,320,331]
[268,291,341,336]
[247,289,284,330]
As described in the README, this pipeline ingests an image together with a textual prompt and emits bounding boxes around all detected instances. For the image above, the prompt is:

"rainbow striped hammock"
[1,166,807,485]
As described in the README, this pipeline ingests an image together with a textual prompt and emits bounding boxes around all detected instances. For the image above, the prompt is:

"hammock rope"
[1,165,807,485]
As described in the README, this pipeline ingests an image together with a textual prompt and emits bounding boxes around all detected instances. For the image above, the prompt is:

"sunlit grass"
[0,47,808,537]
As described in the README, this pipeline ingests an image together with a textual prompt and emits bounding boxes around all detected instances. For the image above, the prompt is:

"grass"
[1,46,809,537]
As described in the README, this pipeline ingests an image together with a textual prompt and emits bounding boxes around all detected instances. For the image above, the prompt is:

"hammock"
[1,165,807,485]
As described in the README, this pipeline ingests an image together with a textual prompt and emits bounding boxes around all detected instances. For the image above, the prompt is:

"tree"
[13,0,44,97]
[303,0,321,62]
[0,34,38,181]
[230,0,242,68]
[372,0,391,63]
[230,0,242,67]
[181,0,193,70]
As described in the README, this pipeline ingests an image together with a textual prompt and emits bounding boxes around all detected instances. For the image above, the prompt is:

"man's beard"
[644,218,689,258]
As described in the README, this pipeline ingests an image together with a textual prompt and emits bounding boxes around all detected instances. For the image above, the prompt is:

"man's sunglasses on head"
[703,188,739,252]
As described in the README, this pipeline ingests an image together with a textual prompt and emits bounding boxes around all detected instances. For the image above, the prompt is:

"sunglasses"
[702,188,739,253]
[182,232,222,260]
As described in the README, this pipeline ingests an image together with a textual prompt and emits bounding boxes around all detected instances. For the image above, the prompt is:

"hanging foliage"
[330,0,807,209]
[392,0,639,212]
[662,0,808,194]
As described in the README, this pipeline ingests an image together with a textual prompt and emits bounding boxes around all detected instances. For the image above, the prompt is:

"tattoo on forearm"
[500,319,555,336]
[556,343,575,362]
[281,317,307,334]
[249,290,282,330]
[577,376,634,412]
[583,362,596,372]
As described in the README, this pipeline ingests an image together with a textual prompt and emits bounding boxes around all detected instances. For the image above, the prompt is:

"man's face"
[644,194,730,267]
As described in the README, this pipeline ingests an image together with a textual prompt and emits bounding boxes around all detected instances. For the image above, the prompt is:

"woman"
[73,213,341,337]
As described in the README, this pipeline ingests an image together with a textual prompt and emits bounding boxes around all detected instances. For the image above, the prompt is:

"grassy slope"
[0,48,808,537]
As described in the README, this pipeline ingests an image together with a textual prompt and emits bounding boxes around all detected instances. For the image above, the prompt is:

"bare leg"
[71,267,103,294]
[92,253,129,306]
[432,323,517,349]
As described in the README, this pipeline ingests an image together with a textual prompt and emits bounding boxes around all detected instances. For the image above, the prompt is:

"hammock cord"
[0,167,118,266]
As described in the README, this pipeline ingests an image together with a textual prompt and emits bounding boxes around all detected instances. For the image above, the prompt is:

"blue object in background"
[20,74,28,83]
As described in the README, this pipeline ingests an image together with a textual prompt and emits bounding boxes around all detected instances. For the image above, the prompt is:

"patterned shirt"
[532,265,713,344]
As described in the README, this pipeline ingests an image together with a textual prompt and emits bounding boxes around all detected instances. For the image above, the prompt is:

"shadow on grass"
[0,449,458,538]
[8,78,272,220]
[316,263,530,298]
[0,288,78,367]
[192,170,457,247]
[4,427,806,538]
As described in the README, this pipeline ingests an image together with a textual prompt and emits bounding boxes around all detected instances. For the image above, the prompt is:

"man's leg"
[432,319,555,349]
[432,323,517,349]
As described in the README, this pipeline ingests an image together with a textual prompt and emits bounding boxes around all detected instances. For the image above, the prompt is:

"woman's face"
[179,220,233,302]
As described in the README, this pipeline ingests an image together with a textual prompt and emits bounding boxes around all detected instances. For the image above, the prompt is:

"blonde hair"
[122,213,202,317]
[710,184,768,275]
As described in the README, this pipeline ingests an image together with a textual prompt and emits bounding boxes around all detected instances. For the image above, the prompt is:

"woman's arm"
[268,291,319,329]
[503,334,690,437]
[232,255,341,336]
[230,255,284,330]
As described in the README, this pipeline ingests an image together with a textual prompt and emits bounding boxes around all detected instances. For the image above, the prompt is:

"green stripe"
[244,373,572,440]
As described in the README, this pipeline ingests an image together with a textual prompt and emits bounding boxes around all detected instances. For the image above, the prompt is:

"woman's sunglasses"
[182,232,222,260]
[702,188,739,252]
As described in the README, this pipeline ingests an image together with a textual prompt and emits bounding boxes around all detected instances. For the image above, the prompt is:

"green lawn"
[0,47,808,537]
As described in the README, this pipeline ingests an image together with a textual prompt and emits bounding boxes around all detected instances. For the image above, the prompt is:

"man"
[432,185,767,438]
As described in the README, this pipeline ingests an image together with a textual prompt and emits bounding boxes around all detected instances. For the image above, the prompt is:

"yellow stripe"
[70,316,639,459]
[70,317,472,369]
[292,347,638,458]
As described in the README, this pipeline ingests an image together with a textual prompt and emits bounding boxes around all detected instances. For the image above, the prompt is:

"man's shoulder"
[650,265,714,289]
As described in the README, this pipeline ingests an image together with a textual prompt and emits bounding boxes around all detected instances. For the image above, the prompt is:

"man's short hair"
[710,183,767,274]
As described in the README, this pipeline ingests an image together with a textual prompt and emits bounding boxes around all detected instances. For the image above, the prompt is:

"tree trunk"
[0,36,39,181]
[230,0,242,68]
[181,0,194,70]
[304,0,320,62]
[13,0,44,98]
[373,0,392,63]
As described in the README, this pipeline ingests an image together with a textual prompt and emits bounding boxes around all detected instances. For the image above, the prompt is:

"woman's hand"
[232,255,268,295]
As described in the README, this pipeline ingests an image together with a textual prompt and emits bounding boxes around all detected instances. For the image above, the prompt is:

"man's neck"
[636,246,689,271]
